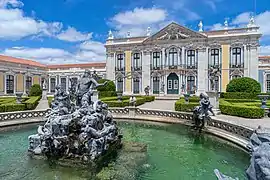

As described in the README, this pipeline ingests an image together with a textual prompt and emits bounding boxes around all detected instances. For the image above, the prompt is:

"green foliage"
[220,92,258,99]
[103,97,147,107]
[226,77,261,93]
[29,84,42,96]
[48,96,54,107]
[24,96,41,110]
[141,96,155,102]
[219,99,264,118]
[174,99,199,112]
[4,104,25,112]
[97,79,116,92]
[99,91,117,99]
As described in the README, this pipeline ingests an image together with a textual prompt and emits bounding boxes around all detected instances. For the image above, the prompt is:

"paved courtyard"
[138,100,176,111]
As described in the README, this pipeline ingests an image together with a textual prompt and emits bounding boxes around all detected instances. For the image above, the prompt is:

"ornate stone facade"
[105,22,261,95]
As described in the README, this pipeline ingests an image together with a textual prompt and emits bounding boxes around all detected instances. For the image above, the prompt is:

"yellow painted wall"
[221,45,230,92]
[33,76,40,85]
[125,51,132,93]
[16,74,24,92]
[0,73,4,92]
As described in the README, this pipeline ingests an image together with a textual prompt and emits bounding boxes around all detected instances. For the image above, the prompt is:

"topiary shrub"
[226,77,261,93]
[29,84,42,97]
[97,79,116,92]
[175,99,199,112]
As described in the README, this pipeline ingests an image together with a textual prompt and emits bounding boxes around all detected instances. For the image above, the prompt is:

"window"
[133,78,140,94]
[152,52,161,68]
[61,78,67,91]
[174,80,178,90]
[117,54,124,71]
[210,49,220,67]
[187,50,196,69]
[117,78,123,92]
[267,74,270,92]
[6,75,14,94]
[169,48,178,66]
[231,47,242,68]
[133,53,141,70]
[168,80,172,89]
[187,76,195,94]
[26,76,32,92]
[50,78,56,93]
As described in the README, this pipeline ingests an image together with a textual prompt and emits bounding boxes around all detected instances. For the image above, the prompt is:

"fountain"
[28,70,122,165]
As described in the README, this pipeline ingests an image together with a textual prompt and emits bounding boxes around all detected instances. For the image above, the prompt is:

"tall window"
[26,76,32,92]
[50,78,56,93]
[187,50,196,69]
[187,76,195,94]
[6,75,14,94]
[117,78,123,92]
[267,74,270,92]
[152,52,161,69]
[210,49,220,67]
[117,54,124,71]
[61,78,67,91]
[231,47,242,68]
[133,53,141,70]
[153,77,160,94]
[169,48,178,66]
[133,78,140,94]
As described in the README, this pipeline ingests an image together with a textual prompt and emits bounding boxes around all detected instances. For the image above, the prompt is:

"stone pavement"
[35,99,49,110]
[138,100,176,111]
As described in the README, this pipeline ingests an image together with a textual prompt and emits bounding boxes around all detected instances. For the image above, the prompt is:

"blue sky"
[0,0,269,64]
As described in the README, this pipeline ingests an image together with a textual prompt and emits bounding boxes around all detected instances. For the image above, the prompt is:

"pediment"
[144,22,206,43]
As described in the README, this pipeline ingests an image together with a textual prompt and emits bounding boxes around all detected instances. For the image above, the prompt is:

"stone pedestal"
[42,89,48,100]
[92,90,99,103]
[206,91,221,115]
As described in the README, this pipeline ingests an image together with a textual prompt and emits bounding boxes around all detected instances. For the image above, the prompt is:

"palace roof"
[47,62,106,69]
[0,54,47,68]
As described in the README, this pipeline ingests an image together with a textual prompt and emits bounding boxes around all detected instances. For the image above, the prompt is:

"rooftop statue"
[28,70,121,163]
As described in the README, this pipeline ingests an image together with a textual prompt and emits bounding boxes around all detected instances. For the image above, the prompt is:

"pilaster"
[125,51,132,94]
[221,45,230,92]
[197,47,207,94]
[248,44,259,81]
[106,52,115,80]
[181,47,185,66]
[142,50,151,92]
[244,45,249,76]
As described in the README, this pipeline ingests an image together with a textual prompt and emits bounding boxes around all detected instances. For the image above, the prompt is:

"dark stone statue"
[209,67,220,91]
[193,93,215,130]
[144,86,150,96]
[28,69,121,162]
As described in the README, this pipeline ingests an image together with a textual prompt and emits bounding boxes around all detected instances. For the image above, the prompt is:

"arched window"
[6,75,14,94]
[25,76,32,93]
[133,78,140,94]
[60,78,67,91]
[117,78,123,92]
[133,53,141,70]
[169,48,178,66]
[187,76,195,94]
[266,74,270,92]
[117,54,124,71]
[231,47,242,68]
[187,50,196,69]
[210,49,220,67]
[50,78,56,93]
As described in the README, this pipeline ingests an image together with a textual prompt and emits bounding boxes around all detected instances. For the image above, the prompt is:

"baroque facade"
[259,56,270,93]
[105,21,261,95]
[0,55,106,95]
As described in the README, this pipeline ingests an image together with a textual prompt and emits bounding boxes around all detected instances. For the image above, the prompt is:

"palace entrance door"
[167,73,179,94]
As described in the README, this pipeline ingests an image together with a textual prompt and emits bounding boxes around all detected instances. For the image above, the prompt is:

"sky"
[0,0,269,65]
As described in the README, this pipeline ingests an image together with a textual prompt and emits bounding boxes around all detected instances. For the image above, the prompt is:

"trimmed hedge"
[24,96,41,110]
[97,79,116,92]
[99,91,117,99]
[104,97,146,107]
[219,99,264,118]
[0,96,41,112]
[226,77,261,93]
[175,99,199,112]
[220,92,258,99]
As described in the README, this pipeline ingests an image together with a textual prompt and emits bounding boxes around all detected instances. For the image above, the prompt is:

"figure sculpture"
[209,67,220,91]
[160,82,165,93]
[144,86,150,96]
[192,93,215,130]
[181,83,185,93]
[28,70,121,163]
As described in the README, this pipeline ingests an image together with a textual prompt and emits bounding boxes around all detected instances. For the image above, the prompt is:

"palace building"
[0,55,106,96]
[259,56,270,93]
[105,19,262,95]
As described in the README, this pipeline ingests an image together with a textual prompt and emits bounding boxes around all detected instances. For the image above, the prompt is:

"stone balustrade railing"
[0,107,253,142]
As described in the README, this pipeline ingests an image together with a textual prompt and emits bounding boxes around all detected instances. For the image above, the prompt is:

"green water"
[0,122,249,180]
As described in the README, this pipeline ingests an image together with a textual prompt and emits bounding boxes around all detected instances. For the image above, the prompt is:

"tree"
[226,77,261,93]
[29,84,42,96]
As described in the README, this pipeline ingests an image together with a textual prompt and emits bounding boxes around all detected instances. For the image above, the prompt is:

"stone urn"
[117,92,123,102]
[258,94,270,109]
[183,93,190,104]
[16,92,23,104]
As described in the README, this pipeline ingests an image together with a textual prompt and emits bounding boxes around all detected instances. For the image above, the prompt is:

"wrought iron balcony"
[186,65,197,69]
[131,66,142,71]
[230,64,244,69]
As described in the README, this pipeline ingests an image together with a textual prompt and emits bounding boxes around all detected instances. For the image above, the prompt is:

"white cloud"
[112,7,167,25]
[260,46,270,56]
[57,27,92,42]
[2,40,106,64]
[0,0,23,8]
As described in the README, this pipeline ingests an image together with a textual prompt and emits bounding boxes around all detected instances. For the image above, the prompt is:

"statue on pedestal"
[144,86,150,96]
[209,67,220,92]
[160,82,165,93]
